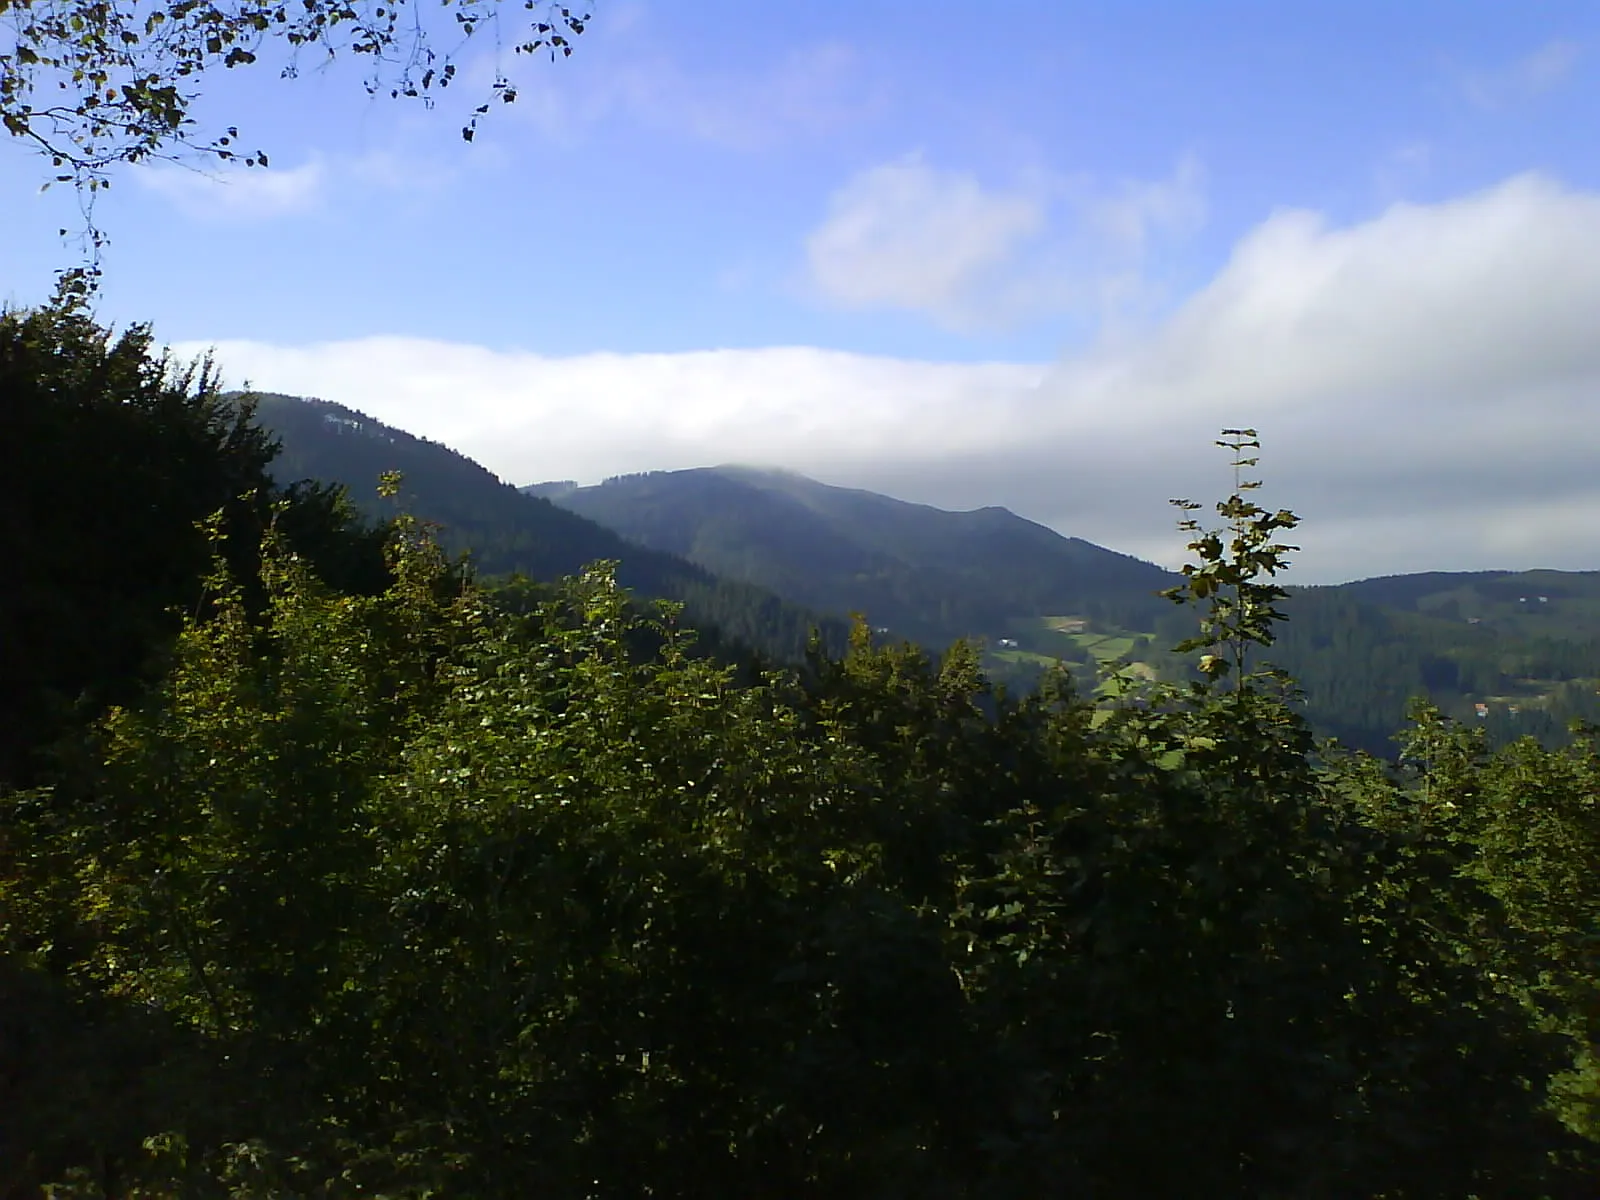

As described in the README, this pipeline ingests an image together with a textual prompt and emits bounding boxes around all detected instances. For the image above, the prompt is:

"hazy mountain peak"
[538,463,1174,648]
[523,479,580,499]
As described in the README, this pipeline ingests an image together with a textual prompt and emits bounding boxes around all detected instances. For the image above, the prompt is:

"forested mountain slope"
[1281,571,1600,750]
[1136,574,1600,753]
[533,466,1600,754]
[249,396,1600,756]
[529,465,1176,648]
[1329,568,1600,640]
[249,394,846,663]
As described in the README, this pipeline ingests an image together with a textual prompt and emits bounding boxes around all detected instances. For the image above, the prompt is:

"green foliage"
[5,524,999,1193]
[1163,428,1301,690]
[0,301,388,788]
[1333,703,1600,1145]
[4,391,1596,1194]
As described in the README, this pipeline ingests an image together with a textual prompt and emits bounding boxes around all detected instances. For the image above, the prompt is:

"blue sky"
[3,1,1598,580]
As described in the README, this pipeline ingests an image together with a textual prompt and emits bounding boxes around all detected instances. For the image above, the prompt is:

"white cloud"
[664,40,872,149]
[992,172,1600,577]
[1519,39,1583,89]
[805,157,1047,328]
[500,32,879,150]
[1086,153,1207,257]
[1459,39,1583,109]
[135,158,326,220]
[1114,173,1599,409]
[180,173,1600,584]
[131,145,461,223]
[803,154,1206,330]
[186,336,1045,487]
[1373,142,1433,202]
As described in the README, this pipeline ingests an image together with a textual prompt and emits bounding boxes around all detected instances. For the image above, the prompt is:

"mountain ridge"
[246,394,850,665]
[525,464,1176,649]
[247,393,1600,754]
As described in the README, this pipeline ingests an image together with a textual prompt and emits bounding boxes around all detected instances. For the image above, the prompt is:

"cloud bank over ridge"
[185,173,1600,584]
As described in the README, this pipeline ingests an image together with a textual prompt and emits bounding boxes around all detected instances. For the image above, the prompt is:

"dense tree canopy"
[2,311,1597,1195]
[0,300,390,787]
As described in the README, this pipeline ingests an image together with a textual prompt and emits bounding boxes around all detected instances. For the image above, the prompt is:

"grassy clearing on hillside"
[1042,615,1091,633]
[985,619,1161,703]
[1035,618,1150,662]
[1078,633,1137,660]
[991,648,1063,668]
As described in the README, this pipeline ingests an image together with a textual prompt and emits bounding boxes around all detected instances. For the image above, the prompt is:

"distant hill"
[245,397,1600,754]
[526,465,1177,649]
[1325,569,1600,640]
[526,466,1600,753]
[247,395,846,664]
[1261,570,1600,751]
